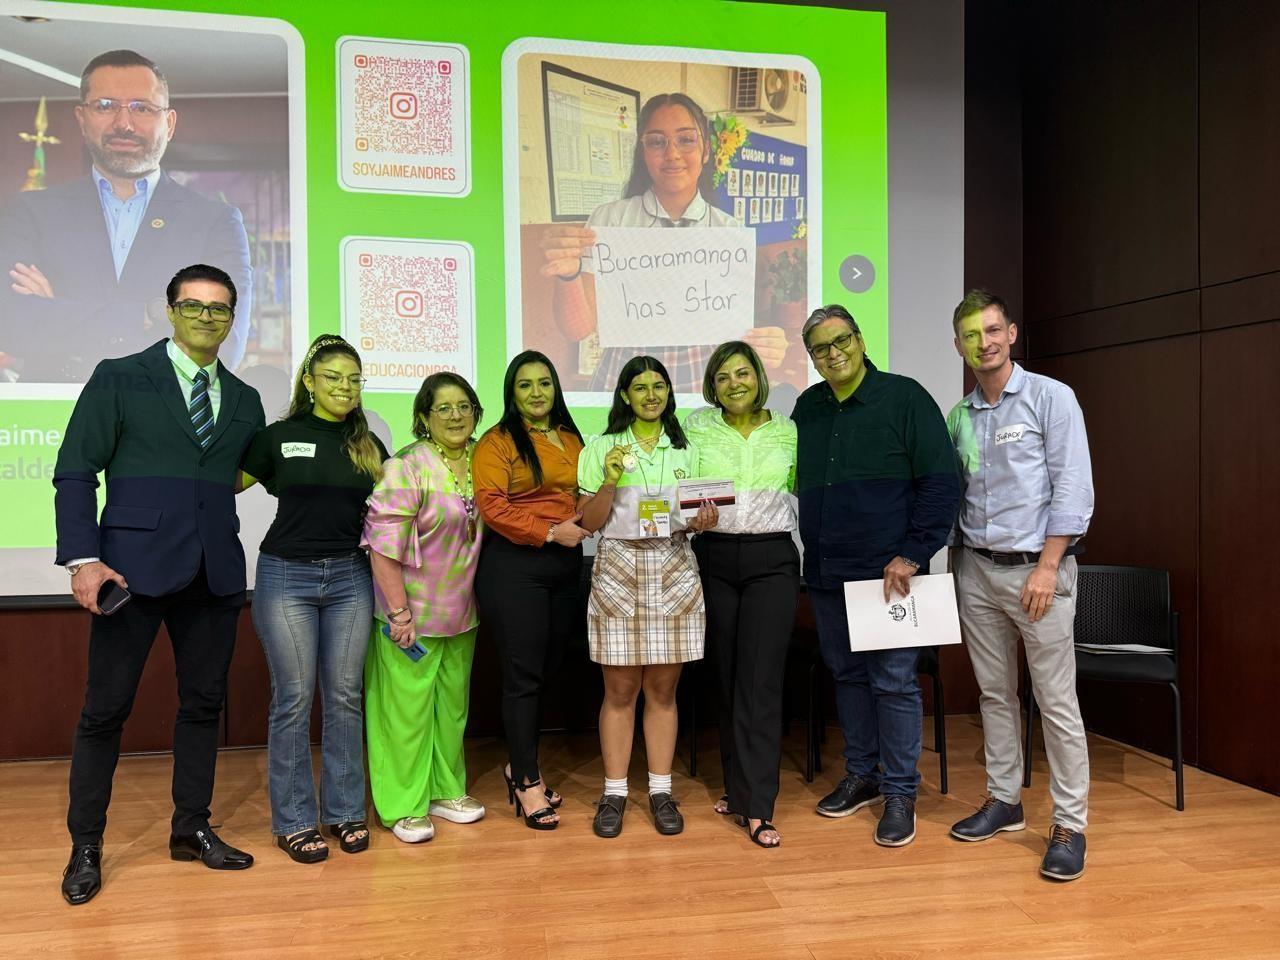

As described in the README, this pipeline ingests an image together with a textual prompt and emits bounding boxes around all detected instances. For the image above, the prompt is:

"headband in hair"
[303,336,348,371]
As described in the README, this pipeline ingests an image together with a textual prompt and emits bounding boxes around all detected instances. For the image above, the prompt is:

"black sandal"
[325,820,370,854]
[747,819,781,849]
[714,794,733,815]
[511,778,558,830]
[504,767,563,810]
[276,828,328,864]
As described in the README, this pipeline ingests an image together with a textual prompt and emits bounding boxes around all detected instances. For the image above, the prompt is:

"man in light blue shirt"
[945,289,1094,882]
[95,167,162,281]
[1,49,252,381]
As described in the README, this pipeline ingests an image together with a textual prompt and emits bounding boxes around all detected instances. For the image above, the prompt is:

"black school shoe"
[816,774,884,818]
[593,794,626,838]
[1040,824,1087,881]
[950,796,1026,841]
[649,792,684,835]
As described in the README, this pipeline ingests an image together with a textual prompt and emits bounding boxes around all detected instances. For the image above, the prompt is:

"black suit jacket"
[0,172,252,381]
[53,339,265,597]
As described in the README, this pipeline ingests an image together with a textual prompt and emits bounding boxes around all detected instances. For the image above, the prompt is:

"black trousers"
[694,532,800,820]
[474,533,582,786]
[67,562,243,845]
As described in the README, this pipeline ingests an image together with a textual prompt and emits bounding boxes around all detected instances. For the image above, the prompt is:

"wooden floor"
[3,717,1280,960]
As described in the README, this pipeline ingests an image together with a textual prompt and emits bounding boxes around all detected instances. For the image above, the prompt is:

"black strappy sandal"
[504,767,563,810]
[510,778,558,830]
[276,828,328,864]
[714,794,733,815]
[326,820,370,854]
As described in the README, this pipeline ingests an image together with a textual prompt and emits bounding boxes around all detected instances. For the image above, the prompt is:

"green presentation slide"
[0,0,885,586]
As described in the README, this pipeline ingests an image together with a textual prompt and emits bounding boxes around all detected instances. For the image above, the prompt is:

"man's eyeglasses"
[432,402,474,418]
[317,372,367,389]
[807,331,856,360]
[82,98,170,119]
[640,131,702,154]
[171,299,233,323]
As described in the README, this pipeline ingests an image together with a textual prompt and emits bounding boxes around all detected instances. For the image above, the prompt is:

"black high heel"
[504,767,563,809]
[510,777,558,830]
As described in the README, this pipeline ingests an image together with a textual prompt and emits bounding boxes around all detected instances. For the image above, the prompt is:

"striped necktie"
[190,368,214,447]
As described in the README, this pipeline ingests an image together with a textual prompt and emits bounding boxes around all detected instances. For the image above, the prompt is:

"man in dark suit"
[1,49,252,382]
[54,263,265,906]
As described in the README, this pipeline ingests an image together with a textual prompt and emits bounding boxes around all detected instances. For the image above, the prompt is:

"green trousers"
[364,620,476,826]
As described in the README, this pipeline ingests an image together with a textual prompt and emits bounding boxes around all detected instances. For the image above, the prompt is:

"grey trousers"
[955,548,1089,831]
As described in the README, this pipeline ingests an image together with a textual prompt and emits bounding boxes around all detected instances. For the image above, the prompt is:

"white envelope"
[843,573,962,652]
[676,479,736,522]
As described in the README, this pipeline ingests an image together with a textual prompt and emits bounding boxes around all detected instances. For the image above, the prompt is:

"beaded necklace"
[432,439,477,542]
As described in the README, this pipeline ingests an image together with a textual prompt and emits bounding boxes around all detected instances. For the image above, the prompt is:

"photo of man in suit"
[0,49,253,382]
[54,263,265,906]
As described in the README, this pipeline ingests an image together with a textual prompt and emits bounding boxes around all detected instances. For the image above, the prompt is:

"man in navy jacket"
[54,263,264,905]
[1,49,252,382]
[793,305,960,848]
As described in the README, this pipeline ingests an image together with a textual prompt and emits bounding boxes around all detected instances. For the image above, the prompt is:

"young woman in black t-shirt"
[240,335,387,863]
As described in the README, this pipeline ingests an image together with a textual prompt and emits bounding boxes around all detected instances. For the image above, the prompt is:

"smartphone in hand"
[381,623,427,661]
[97,580,132,616]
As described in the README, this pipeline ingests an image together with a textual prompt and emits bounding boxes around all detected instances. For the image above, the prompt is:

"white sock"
[603,776,628,798]
[648,772,672,796]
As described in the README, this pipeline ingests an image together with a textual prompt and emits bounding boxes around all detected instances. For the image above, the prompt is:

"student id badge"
[638,499,671,538]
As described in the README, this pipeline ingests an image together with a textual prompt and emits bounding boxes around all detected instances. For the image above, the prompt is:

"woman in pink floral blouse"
[361,373,486,844]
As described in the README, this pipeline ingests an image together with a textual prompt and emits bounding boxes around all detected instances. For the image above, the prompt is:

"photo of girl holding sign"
[542,92,787,393]
[577,355,719,838]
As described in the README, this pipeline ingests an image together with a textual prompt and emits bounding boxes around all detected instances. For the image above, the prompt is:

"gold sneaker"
[428,796,486,824]
[391,816,435,843]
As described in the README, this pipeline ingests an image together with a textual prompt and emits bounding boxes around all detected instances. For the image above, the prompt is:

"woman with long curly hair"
[240,334,387,863]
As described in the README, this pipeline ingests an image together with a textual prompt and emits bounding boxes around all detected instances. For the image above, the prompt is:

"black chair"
[917,646,949,795]
[1023,565,1183,811]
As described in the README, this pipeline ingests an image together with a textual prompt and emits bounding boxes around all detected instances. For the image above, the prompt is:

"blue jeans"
[809,585,922,797]
[253,551,373,835]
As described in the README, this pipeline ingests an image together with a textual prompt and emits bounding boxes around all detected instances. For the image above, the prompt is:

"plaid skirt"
[588,535,706,666]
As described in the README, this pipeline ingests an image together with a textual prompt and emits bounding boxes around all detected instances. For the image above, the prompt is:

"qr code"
[352,54,453,155]
[355,253,459,352]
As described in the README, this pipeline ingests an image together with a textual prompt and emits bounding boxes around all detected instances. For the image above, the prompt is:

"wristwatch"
[66,561,91,576]
[899,556,920,569]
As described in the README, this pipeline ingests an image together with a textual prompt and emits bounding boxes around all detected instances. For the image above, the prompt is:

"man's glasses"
[82,98,170,119]
[317,372,367,389]
[808,331,856,360]
[171,299,233,323]
[432,402,474,418]
[640,131,702,154]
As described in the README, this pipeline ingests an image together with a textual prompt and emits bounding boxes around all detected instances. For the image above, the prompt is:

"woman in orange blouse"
[473,350,590,829]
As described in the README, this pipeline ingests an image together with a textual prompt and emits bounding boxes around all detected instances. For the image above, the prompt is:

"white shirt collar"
[640,187,708,224]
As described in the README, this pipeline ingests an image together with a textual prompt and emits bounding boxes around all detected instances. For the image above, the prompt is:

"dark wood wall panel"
[1199,321,1280,793]
[1029,338,1200,760]
[0,610,180,759]
[1029,291,1200,358]
[1019,0,1280,794]
[1201,272,1280,332]
[1199,0,1280,285]
[1022,0,1199,321]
